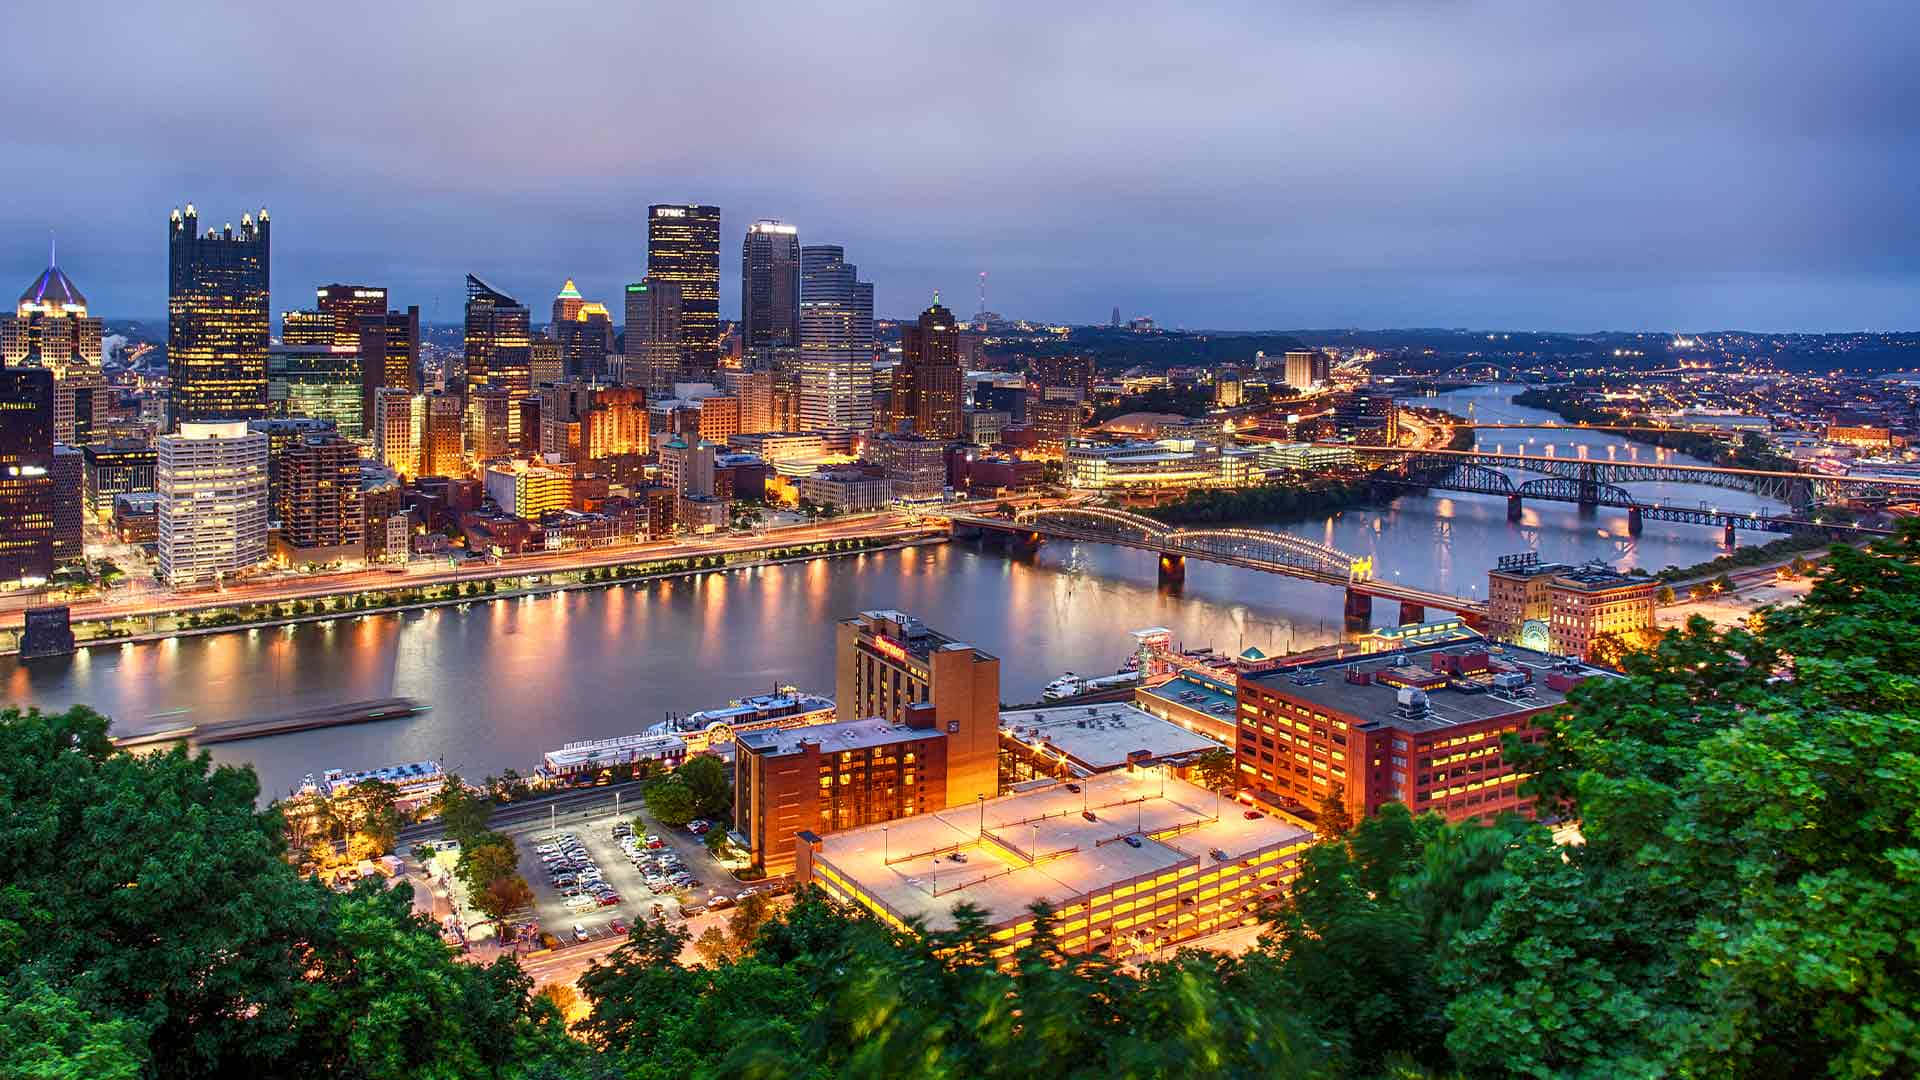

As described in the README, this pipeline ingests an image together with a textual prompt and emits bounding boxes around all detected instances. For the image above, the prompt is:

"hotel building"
[1235,640,1614,826]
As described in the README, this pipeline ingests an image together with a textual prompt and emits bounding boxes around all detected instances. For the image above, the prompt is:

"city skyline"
[2,3,1916,332]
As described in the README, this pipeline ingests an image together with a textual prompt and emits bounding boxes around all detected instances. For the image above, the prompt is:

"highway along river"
[1,385,1778,798]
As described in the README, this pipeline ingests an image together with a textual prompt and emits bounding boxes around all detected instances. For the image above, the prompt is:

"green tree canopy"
[643,779,697,828]
[676,755,732,820]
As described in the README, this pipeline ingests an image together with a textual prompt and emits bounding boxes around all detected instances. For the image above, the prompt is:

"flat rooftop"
[1246,642,1610,734]
[811,770,1311,931]
[736,716,938,758]
[999,702,1221,772]
[1136,671,1239,720]
[852,609,998,663]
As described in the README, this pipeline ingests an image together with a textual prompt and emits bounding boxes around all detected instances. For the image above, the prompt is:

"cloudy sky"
[3,1,1915,331]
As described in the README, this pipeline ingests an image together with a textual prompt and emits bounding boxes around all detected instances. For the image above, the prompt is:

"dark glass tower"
[646,204,721,369]
[894,300,963,439]
[0,365,55,585]
[742,220,800,349]
[168,203,271,426]
[464,275,532,450]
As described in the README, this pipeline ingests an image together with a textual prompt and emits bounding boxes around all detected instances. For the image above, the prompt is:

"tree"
[704,826,731,859]
[344,779,402,854]
[0,982,145,1080]
[643,778,697,828]
[475,875,534,935]
[1654,583,1676,604]
[431,776,492,845]
[1313,790,1353,836]
[1190,747,1237,794]
[676,754,733,820]
[726,893,774,952]
[455,833,519,897]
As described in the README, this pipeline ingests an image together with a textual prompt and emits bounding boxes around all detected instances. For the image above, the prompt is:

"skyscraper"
[157,421,268,587]
[273,431,363,565]
[552,278,585,329]
[358,306,419,437]
[0,365,55,586]
[373,387,422,477]
[742,220,800,349]
[557,298,615,382]
[623,277,684,396]
[464,275,532,447]
[646,204,721,369]
[891,299,963,439]
[315,284,386,349]
[168,204,271,427]
[797,245,874,432]
[4,244,105,444]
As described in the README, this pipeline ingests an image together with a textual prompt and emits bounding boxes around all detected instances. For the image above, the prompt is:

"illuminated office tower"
[466,385,511,462]
[530,338,564,388]
[742,220,800,349]
[419,391,465,478]
[0,366,55,586]
[358,306,419,436]
[167,204,271,426]
[464,274,531,397]
[280,309,332,346]
[797,245,874,431]
[552,278,585,328]
[646,204,721,369]
[315,284,386,349]
[464,274,531,446]
[623,276,684,396]
[373,386,423,477]
[558,298,615,382]
[157,421,268,587]
[4,245,106,444]
[890,299,963,439]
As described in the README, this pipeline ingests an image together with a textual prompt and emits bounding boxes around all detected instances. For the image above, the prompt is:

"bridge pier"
[1627,507,1643,536]
[1397,601,1426,626]
[1723,522,1737,549]
[1157,553,1186,587]
[1343,588,1372,630]
[1507,494,1523,522]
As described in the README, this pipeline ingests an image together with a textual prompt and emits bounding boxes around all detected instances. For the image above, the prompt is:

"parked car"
[709,895,736,910]
[572,923,590,942]
[1123,835,1143,848]
[539,932,560,949]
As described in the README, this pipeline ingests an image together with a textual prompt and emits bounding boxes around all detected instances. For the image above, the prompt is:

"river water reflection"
[1,385,1771,797]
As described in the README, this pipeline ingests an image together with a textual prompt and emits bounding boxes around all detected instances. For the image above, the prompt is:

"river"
[0,385,1779,799]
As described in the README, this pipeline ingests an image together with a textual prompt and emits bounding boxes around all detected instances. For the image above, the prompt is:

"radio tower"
[976,271,988,320]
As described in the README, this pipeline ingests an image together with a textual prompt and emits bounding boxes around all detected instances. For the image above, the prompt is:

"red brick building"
[1235,641,1612,826]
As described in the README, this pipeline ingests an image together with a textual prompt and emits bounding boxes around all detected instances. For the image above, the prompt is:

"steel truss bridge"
[943,506,1485,626]
[1349,446,1920,512]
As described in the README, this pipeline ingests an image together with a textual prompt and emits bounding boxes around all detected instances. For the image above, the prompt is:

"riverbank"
[1,531,946,657]
[1510,387,1793,470]
[1141,478,1379,526]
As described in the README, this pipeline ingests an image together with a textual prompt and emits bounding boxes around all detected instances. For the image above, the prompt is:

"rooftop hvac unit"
[1492,672,1527,692]
[1396,687,1430,719]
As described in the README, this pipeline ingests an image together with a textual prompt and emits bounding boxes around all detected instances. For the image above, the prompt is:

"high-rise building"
[1283,349,1329,392]
[742,220,801,349]
[358,306,419,435]
[835,610,1000,807]
[273,432,363,565]
[466,385,512,463]
[315,284,386,349]
[551,278,585,329]
[81,440,158,519]
[157,421,268,587]
[529,338,564,389]
[623,277,685,396]
[464,274,531,396]
[5,245,106,445]
[272,342,361,436]
[646,204,721,369]
[583,385,648,461]
[373,387,423,477]
[50,446,82,563]
[890,300,963,439]
[797,245,874,432]
[871,434,947,502]
[1027,353,1094,398]
[249,417,336,513]
[167,204,271,426]
[419,391,464,478]
[279,309,333,347]
[558,301,615,382]
[0,366,55,586]
[1026,398,1081,459]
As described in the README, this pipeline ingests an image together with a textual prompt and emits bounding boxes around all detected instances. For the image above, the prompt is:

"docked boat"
[1042,674,1085,701]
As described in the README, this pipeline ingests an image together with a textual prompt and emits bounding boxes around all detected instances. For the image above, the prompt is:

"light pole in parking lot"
[614,790,621,821]
[976,793,985,838]
[882,825,890,865]
[550,802,557,837]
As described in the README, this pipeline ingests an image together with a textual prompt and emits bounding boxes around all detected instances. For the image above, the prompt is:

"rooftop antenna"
[977,271,988,318]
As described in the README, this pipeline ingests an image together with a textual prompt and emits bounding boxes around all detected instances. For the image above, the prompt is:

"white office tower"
[797,245,874,431]
[157,421,268,587]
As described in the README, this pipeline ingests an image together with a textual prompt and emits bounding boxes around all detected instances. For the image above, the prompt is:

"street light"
[883,825,890,865]
[1030,822,1039,863]
[976,793,985,838]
